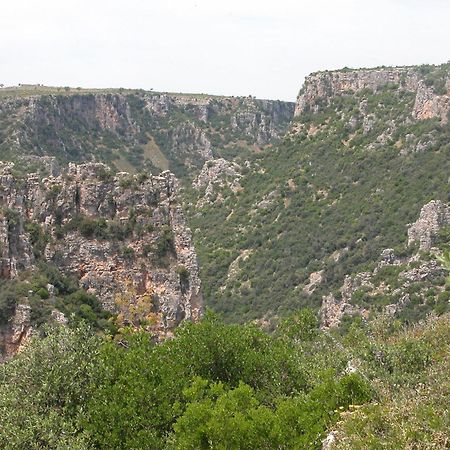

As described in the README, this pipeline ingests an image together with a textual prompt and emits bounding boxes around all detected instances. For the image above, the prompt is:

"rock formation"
[0,91,294,177]
[321,200,450,328]
[407,200,450,250]
[0,304,32,361]
[0,161,203,338]
[193,158,242,207]
[295,66,450,124]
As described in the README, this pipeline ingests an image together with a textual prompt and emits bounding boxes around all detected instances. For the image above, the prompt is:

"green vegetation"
[187,79,450,323]
[1,66,450,449]
[334,313,450,449]
[0,262,114,332]
[0,85,144,99]
[418,62,450,95]
[62,214,134,241]
[0,89,292,179]
[0,310,447,449]
[0,324,101,449]
[140,224,177,267]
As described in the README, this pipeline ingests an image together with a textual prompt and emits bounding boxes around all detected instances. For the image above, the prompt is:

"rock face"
[0,162,203,336]
[303,270,325,296]
[407,200,450,250]
[0,162,35,278]
[320,274,368,329]
[295,66,450,124]
[412,80,450,122]
[0,304,32,361]
[193,158,242,207]
[0,91,295,177]
[0,94,137,160]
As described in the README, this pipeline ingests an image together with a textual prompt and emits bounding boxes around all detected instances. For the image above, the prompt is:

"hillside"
[187,63,450,323]
[1,65,450,330]
[0,87,294,179]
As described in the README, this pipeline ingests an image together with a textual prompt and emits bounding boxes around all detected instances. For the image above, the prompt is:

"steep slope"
[0,161,202,358]
[187,63,450,323]
[320,199,450,329]
[0,89,294,178]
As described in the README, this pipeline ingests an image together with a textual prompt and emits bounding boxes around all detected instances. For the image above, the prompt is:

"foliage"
[333,313,450,449]
[170,372,371,450]
[84,313,368,449]
[153,225,176,266]
[0,279,22,325]
[0,262,113,332]
[0,91,292,178]
[24,221,50,259]
[0,324,101,450]
[114,287,157,330]
[62,214,135,241]
[0,310,448,449]
[186,71,450,323]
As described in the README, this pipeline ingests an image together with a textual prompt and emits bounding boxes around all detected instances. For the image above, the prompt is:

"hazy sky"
[1,0,449,101]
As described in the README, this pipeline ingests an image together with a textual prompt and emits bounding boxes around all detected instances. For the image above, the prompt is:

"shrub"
[36,287,49,299]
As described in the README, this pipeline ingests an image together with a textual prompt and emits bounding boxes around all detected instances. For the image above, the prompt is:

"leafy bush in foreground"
[0,311,447,449]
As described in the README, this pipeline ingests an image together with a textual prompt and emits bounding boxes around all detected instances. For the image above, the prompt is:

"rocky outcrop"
[320,292,357,329]
[321,200,450,328]
[400,260,445,283]
[295,67,419,115]
[303,270,324,295]
[412,80,450,123]
[407,200,450,250]
[0,162,203,336]
[0,94,138,159]
[0,162,35,278]
[225,249,253,285]
[0,304,32,361]
[168,122,213,163]
[193,158,242,207]
[295,66,450,124]
[320,271,372,328]
[228,98,294,145]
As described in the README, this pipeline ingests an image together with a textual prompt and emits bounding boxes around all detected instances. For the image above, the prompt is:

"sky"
[1,0,449,101]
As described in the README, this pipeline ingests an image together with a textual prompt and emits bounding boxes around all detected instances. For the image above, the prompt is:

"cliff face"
[0,304,32,361]
[0,91,294,177]
[295,66,450,124]
[0,161,202,340]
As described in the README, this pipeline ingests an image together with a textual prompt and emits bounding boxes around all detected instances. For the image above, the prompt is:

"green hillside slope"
[187,64,450,323]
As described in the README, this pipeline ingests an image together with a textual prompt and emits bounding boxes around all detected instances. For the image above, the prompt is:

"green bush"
[0,324,101,450]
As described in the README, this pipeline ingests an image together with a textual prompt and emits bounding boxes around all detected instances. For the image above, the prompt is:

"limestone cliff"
[0,91,294,177]
[0,304,32,361]
[0,161,202,341]
[295,65,450,124]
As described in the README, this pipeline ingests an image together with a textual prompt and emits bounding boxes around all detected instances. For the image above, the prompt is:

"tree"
[114,285,158,331]
[0,324,101,449]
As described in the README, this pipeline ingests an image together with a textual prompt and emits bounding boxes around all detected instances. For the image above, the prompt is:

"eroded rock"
[0,162,203,338]
[407,200,450,250]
